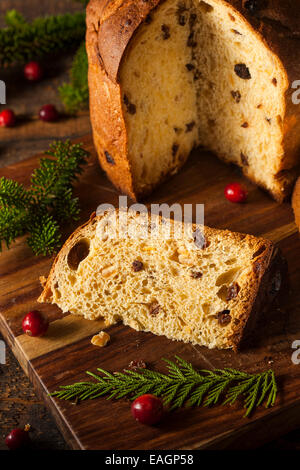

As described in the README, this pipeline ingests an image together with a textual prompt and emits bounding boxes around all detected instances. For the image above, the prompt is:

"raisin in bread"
[86,0,300,202]
[38,210,285,350]
[292,177,300,231]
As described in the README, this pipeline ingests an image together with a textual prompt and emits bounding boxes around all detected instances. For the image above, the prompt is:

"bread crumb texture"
[38,210,276,350]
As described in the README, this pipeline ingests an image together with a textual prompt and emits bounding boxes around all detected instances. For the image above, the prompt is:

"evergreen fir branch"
[0,207,27,251]
[0,177,32,209]
[30,141,88,206]
[27,214,61,256]
[53,189,80,223]
[46,140,88,183]
[51,357,278,417]
[5,9,26,28]
[59,41,89,114]
[0,12,86,66]
[0,140,89,255]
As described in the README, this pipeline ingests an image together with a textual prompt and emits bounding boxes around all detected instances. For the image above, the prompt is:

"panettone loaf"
[86,0,300,202]
[292,177,300,231]
[38,210,285,351]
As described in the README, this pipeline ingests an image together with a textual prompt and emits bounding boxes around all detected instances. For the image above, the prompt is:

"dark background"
[0,0,299,450]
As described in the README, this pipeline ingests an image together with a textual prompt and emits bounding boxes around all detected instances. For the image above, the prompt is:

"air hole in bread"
[68,274,76,286]
[54,289,61,300]
[178,316,187,327]
[142,287,152,294]
[215,267,240,286]
[170,266,179,276]
[201,303,211,315]
[169,250,180,263]
[166,287,175,294]
[217,285,229,301]
[67,238,90,271]
[225,258,237,265]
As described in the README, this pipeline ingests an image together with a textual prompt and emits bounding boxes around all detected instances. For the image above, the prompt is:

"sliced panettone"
[38,210,285,351]
[86,0,300,202]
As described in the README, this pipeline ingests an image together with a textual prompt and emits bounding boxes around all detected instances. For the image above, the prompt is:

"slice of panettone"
[38,210,286,351]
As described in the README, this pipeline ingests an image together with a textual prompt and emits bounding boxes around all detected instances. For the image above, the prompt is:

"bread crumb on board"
[91,331,110,347]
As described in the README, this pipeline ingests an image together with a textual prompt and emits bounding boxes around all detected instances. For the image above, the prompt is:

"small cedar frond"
[51,357,278,418]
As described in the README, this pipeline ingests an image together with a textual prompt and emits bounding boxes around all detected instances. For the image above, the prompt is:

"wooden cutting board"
[0,134,299,450]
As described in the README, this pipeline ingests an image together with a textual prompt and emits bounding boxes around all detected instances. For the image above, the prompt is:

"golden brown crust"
[86,0,162,200]
[292,177,300,231]
[86,0,300,202]
[231,245,287,351]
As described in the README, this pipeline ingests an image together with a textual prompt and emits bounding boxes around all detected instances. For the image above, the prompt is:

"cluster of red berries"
[0,61,59,127]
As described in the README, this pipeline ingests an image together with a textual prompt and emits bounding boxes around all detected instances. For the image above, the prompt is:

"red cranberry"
[0,109,16,127]
[131,394,164,425]
[22,310,49,337]
[5,428,30,450]
[24,61,43,81]
[224,182,248,203]
[39,104,59,122]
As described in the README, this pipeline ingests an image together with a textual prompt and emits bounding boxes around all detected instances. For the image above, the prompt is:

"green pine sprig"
[51,356,278,417]
[59,41,89,114]
[0,11,86,66]
[0,140,89,256]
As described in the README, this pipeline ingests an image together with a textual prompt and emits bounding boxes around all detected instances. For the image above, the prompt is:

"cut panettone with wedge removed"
[38,210,286,351]
[87,0,300,202]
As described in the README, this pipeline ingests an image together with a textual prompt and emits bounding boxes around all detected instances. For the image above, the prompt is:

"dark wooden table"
[0,0,300,450]
[0,0,89,450]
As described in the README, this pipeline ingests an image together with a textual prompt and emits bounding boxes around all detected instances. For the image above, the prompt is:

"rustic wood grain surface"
[0,0,300,451]
[0,136,300,450]
[0,0,88,451]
